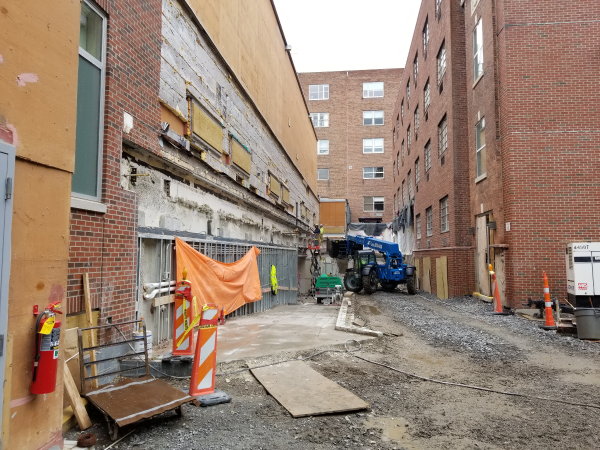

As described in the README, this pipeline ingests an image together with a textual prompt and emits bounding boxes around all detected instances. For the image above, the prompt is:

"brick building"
[393,0,600,306]
[298,70,402,226]
[67,0,319,347]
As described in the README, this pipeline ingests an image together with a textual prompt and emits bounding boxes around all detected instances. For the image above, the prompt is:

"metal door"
[476,215,490,296]
[0,142,15,450]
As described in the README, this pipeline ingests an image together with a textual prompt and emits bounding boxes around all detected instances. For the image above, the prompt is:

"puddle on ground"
[364,417,420,449]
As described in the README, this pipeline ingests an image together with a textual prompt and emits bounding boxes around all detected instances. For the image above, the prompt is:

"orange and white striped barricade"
[189,304,219,398]
[172,270,195,356]
[489,264,509,315]
[540,271,557,330]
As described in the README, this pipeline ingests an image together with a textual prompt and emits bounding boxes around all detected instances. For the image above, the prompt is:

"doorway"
[475,214,490,296]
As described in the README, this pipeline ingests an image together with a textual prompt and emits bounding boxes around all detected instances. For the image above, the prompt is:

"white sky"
[273,0,422,73]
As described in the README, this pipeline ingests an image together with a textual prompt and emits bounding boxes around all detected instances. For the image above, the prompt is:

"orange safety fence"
[175,237,262,315]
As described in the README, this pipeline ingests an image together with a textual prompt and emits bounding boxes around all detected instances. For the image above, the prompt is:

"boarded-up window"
[192,103,223,152]
[282,186,290,205]
[270,175,280,198]
[231,138,251,174]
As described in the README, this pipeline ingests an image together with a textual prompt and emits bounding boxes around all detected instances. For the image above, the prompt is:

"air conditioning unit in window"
[566,242,600,307]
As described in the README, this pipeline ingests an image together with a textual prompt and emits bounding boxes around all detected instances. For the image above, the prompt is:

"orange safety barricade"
[175,238,262,315]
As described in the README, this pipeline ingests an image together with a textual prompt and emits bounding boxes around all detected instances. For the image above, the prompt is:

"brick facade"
[299,70,402,223]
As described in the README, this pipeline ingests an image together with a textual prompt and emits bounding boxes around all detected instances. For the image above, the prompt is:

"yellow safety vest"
[270,265,278,295]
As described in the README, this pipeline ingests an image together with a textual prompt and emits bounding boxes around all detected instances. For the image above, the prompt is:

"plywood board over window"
[270,175,280,198]
[192,103,223,152]
[435,256,448,300]
[231,138,251,174]
[282,186,290,205]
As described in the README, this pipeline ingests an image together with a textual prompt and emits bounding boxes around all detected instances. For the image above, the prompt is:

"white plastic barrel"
[133,330,153,357]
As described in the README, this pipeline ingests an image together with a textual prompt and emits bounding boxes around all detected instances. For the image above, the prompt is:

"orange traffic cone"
[189,304,219,398]
[540,271,557,330]
[489,264,508,315]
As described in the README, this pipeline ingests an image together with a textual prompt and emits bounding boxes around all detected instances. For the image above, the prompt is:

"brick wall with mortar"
[299,69,402,223]
[392,0,474,297]
[67,0,162,340]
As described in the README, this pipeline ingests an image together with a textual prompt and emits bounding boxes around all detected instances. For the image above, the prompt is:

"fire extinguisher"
[30,301,62,395]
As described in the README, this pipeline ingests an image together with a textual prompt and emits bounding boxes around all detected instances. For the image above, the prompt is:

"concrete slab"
[216,304,374,362]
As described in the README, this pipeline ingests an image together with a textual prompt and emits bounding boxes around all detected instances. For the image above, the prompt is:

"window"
[476,118,486,177]
[437,42,446,85]
[414,106,420,135]
[407,81,411,104]
[425,140,431,172]
[363,138,384,153]
[401,101,404,121]
[408,170,413,199]
[393,128,396,143]
[310,112,329,127]
[423,20,429,57]
[396,115,400,134]
[317,140,329,155]
[364,196,384,212]
[436,0,442,20]
[426,207,433,236]
[473,19,484,80]
[394,194,397,213]
[402,181,406,205]
[414,54,418,83]
[397,152,400,173]
[397,188,400,208]
[416,214,421,239]
[438,115,448,155]
[415,158,420,184]
[424,80,431,112]
[401,140,405,163]
[393,161,396,178]
[73,0,107,200]
[363,82,384,98]
[440,196,449,232]
[363,111,384,126]
[363,167,384,179]
[407,125,411,150]
[309,84,329,100]
[317,168,329,180]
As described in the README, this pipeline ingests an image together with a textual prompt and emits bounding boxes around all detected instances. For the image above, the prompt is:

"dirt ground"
[69,291,600,449]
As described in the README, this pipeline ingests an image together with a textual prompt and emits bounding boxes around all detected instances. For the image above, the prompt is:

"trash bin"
[574,308,600,340]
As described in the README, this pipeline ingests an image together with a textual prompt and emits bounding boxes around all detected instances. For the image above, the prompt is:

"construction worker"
[313,224,320,246]
[319,224,324,244]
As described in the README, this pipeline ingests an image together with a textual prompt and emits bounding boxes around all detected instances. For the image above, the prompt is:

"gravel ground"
[68,290,600,449]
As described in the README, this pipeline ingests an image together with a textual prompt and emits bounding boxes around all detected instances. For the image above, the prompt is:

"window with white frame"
[440,196,449,232]
[436,0,442,20]
[476,118,486,177]
[408,170,413,199]
[396,115,400,135]
[424,80,430,112]
[473,19,484,80]
[425,140,431,172]
[437,42,446,84]
[363,110,384,126]
[393,128,396,143]
[317,140,329,155]
[414,54,418,83]
[363,138,384,153]
[363,82,384,98]
[309,84,329,100]
[364,196,385,212]
[414,106,420,134]
[363,167,384,179]
[310,112,329,127]
[393,160,396,178]
[402,180,406,205]
[317,168,329,180]
[394,194,397,213]
[407,125,411,149]
[423,20,429,57]
[416,214,421,239]
[426,206,433,236]
[415,157,420,184]
[407,81,411,104]
[401,140,405,162]
[438,115,448,155]
[397,152,400,172]
[397,188,400,208]
[73,0,107,200]
[401,101,404,121]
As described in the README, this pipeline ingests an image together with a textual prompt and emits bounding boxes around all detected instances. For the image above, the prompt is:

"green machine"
[315,275,344,304]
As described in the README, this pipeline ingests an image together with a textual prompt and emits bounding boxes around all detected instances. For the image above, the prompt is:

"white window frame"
[317,139,329,155]
[424,80,431,112]
[407,81,411,104]
[317,168,329,180]
[408,170,413,199]
[476,118,486,178]
[397,152,400,172]
[473,19,484,81]
[363,82,384,98]
[363,167,384,179]
[401,140,405,162]
[407,125,411,149]
[402,180,406,205]
[364,196,385,212]
[401,101,404,121]
[414,54,419,83]
[436,0,442,20]
[425,140,431,172]
[414,106,420,133]
[309,84,329,100]
[437,43,446,85]
[363,138,384,154]
[426,207,433,237]
[415,157,420,184]
[440,196,449,232]
[423,20,429,57]
[310,112,329,128]
[73,0,107,202]
[438,115,448,155]
[363,110,384,126]
[416,214,421,239]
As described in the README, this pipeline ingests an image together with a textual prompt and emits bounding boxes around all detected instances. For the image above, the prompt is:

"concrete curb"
[335,296,384,338]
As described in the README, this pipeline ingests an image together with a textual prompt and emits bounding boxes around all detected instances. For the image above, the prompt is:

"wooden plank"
[476,216,490,296]
[494,250,506,307]
[63,361,92,430]
[2,333,13,449]
[153,294,175,308]
[414,259,421,290]
[251,361,369,418]
[422,257,431,293]
[436,256,448,300]
[83,273,98,388]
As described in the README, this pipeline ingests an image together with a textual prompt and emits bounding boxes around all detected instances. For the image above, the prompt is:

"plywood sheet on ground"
[436,256,448,300]
[422,257,431,293]
[251,360,369,417]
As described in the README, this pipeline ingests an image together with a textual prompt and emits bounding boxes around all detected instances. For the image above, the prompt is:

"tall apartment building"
[298,70,402,228]
[394,0,600,306]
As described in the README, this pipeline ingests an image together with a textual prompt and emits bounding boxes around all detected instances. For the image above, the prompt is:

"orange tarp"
[175,238,262,314]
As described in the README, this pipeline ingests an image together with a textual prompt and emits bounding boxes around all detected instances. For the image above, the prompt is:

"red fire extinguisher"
[30,301,62,395]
